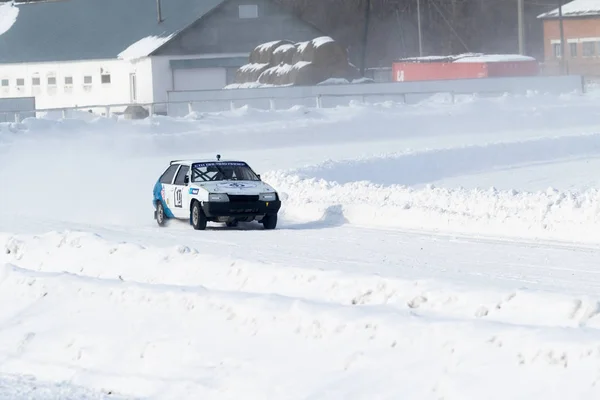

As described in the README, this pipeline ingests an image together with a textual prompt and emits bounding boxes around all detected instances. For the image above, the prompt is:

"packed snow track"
[3,92,600,399]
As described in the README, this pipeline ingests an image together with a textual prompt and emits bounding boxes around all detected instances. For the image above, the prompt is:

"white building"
[0,0,323,114]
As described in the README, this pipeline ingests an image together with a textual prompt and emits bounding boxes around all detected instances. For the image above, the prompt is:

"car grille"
[228,194,259,202]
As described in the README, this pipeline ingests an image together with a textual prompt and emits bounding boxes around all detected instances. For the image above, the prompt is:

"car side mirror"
[257,174,261,180]
[184,175,189,185]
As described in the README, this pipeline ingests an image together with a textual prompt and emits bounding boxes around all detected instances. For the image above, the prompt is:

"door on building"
[129,73,137,102]
[173,68,227,91]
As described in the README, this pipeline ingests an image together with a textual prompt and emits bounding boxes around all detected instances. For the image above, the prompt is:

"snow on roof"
[118,34,175,61]
[454,54,536,63]
[397,53,536,63]
[0,1,19,36]
[537,0,600,18]
[0,0,228,64]
[312,36,334,48]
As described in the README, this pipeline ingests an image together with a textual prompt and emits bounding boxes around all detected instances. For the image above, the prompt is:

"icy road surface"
[3,93,600,398]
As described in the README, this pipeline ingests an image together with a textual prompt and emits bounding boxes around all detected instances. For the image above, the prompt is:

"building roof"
[0,0,228,64]
[537,0,600,19]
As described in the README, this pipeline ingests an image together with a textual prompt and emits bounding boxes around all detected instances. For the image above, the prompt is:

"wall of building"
[155,0,323,56]
[148,53,249,105]
[542,18,600,75]
[0,59,136,110]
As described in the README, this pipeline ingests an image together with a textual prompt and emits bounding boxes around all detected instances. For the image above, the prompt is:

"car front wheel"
[262,213,277,230]
[191,201,207,230]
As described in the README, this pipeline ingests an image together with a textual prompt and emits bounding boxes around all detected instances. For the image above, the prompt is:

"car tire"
[262,213,277,230]
[191,200,207,230]
[156,201,166,227]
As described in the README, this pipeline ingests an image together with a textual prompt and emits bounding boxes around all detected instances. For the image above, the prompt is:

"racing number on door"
[174,188,182,208]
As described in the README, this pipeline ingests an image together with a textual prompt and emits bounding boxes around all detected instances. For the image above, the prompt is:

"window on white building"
[1,79,8,87]
[65,76,73,85]
[101,73,111,84]
[239,4,258,18]
[84,75,92,85]
[47,76,57,86]
[16,78,24,86]
[32,77,40,86]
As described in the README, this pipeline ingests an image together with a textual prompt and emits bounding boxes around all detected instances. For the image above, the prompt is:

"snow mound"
[3,231,600,398]
[266,133,600,243]
[0,1,18,36]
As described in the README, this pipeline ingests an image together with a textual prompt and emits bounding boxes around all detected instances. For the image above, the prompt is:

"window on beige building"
[570,42,577,57]
[583,42,596,57]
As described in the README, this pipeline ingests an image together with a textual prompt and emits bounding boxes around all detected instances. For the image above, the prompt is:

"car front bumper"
[202,200,282,218]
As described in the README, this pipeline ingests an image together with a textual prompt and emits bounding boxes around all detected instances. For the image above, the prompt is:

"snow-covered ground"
[3,91,600,398]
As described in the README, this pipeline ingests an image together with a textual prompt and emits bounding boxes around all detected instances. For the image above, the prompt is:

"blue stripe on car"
[153,179,175,218]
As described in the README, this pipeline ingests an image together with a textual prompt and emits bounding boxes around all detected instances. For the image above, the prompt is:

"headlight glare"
[208,193,229,202]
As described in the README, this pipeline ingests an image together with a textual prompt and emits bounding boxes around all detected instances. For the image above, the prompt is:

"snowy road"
[3,93,600,398]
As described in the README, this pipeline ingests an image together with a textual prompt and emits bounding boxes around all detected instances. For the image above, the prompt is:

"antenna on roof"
[156,0,163,23]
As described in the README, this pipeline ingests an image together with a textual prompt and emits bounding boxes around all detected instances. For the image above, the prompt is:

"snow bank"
[269,168,600,244]
[0,374,122,400]
[263,132,600,243]
[118,34,174,61]
[0,1,18,36]
[2,231,600,398]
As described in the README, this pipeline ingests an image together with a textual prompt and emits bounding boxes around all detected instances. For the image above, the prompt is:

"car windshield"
[191,161,260,182]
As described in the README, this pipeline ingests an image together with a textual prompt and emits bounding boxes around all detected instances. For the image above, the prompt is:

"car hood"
[192,180,276,195]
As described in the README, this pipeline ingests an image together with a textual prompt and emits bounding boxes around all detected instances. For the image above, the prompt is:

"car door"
[156,164,180,216]
[171,164,190,218]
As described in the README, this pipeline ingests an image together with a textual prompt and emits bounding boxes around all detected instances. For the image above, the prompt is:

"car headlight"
[259,192,277,201]
[208,193,229,202]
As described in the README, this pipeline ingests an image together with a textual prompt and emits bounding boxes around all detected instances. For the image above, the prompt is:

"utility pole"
[417,0,423,56]
[360,0,372,76]
[518,0,525,54]
[156,0,163,23]
[558,0,566,74]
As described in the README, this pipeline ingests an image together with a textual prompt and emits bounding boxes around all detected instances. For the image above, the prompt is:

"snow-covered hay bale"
[272,44,297,65]
[285,62,331,86]
[258,63,294,85]
[235,63,270,83]
[231,36,361,88]
[249,40,294,64]
[292,41,314,64]
[303,36,348,68]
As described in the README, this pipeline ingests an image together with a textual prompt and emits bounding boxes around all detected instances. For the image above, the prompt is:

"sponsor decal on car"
[216,182,257,189]
[189,188,199,195]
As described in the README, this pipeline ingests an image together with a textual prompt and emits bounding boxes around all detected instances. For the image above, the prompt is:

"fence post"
[149,104,155,116]
[188,102,193,114]
[269,98,275,111]
[62,109,67,119]
[14,113,20,123]
[402,93,407,104]
[230,101,235,111]
[315,95,322,108]
[105,106,110,117]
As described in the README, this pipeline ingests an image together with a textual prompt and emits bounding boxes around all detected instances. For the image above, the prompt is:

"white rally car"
[152,156,281,230]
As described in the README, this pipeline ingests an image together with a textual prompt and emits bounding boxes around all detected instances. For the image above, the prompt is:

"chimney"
[156,0,163,23]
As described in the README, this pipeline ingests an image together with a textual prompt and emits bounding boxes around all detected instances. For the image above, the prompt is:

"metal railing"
[0,86,564,123]
[0,89,512,123]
